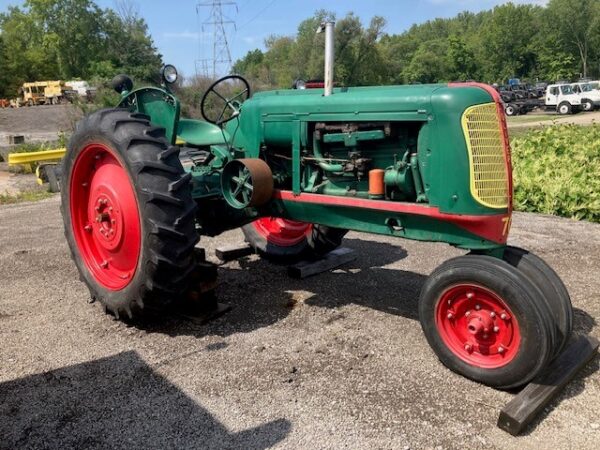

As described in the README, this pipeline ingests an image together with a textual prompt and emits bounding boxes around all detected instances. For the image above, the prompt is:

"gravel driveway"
[1,196,599,449]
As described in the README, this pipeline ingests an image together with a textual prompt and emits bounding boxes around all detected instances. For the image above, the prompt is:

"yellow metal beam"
[8,148,66,166]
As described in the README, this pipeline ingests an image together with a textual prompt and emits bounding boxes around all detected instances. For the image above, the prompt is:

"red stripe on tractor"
[273,190,508,244]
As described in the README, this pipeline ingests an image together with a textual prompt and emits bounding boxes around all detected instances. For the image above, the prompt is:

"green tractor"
[60,26,572,390]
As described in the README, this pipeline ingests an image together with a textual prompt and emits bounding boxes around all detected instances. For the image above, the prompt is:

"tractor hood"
[230,83,494,150]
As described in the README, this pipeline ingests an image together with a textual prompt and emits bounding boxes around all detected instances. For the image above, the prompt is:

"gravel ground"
[0,196,599,450]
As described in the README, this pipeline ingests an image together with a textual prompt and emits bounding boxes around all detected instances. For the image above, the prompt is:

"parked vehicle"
[571,81,600,111]
[65,80,97,102]
[545,84,583,114]
[12,80,70,106]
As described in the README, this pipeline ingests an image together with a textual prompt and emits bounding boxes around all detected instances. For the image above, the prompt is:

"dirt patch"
[0,104,82,160]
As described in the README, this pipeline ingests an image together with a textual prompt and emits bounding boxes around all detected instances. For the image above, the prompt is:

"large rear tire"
[61,108,199,320]
[419,255,555,389]
[242,218,347,262]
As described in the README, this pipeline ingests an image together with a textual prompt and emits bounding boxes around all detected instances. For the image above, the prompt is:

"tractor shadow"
[0,351,291,450]
[136,237,422,339]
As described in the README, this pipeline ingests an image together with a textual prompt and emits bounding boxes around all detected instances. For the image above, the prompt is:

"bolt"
[475,304,481,310]
[95,206,100,212]
[466,292,475,299]
[465,310,471,317]
[111,219,116,224]
[464,344,473,353]
[493,326,500,333]
[109,207,113,212]
[82,182,88,187]
[101,199,108,205]
[109,229,114,235]
[490,312,496,318]
[482,334,488,339]
[84,225,92,232]
[100,260,109,268]
[447,312,454,320]
[498,346,505,354]
[500,313,508,320]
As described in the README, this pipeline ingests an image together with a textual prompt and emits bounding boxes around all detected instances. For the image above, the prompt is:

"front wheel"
[242,218,347,262]
[419,255,555,389]
[557,102,572,115]
[61,108,199,320]
[581,99,594,111]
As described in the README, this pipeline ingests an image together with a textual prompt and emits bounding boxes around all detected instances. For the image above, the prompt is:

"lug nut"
[493,326,500,333]
[100,260,109,268]
[498,346,505,354]
[475,304,481,310]
[500,313,508,320]
[447,312,454,320]
[464,344,473,353]
[490,312,496,318]
[84,225,92,232]
[465,310,471,317]
[466,292,474,299]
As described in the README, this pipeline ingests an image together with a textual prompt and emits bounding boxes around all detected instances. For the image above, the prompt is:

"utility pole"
[196,1,236,79]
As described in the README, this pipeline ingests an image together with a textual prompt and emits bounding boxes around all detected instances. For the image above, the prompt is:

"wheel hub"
[436,284,521,368]
[70,143,141,291]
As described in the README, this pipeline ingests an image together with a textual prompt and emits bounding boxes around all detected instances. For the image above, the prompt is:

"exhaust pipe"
[317,21,335,96]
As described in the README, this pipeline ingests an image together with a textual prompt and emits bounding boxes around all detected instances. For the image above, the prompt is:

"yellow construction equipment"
[14,81,68,106]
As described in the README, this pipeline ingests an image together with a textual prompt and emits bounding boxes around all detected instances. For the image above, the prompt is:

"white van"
[571,81,600,111]
[545,84,582,114]
[65,80,92,96]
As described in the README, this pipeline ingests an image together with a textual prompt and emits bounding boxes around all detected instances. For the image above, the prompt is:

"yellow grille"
[461,103,509,209]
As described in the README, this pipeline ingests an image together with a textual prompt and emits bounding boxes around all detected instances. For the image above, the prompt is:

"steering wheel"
[200,75,251,125]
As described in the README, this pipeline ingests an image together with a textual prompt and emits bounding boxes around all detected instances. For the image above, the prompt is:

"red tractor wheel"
[61,109,199,320]
[419,254,555,389]
[242,218,347,262]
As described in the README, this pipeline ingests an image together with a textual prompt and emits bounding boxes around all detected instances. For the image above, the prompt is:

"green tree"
[545,0,600,77]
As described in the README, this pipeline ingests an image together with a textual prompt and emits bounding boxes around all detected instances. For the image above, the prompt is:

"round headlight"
[162,65,178,84]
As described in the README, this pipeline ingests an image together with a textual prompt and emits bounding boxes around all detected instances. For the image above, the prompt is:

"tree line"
[233,0,600,89]
[0,0,162,98]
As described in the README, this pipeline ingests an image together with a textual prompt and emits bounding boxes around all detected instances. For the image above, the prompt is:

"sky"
[0,0,549,78]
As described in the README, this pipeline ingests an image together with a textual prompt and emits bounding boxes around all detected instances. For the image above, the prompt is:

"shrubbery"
[511,124,600,223]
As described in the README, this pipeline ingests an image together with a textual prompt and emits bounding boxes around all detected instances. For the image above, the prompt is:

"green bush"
[511,124,600,223]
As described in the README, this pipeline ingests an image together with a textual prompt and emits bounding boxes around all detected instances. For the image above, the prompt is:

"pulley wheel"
[221,158,274,209]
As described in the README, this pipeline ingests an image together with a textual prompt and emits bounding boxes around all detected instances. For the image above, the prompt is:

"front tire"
[557,102,571,115]
[61,108,199,320]
[419,255,554,389]
[242,218,347,262]
[582,99,593,111]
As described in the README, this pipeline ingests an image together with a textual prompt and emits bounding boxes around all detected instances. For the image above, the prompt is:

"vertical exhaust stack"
[317,21,335,96]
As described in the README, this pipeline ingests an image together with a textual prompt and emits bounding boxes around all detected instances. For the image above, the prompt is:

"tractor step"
[497,334,599,436]
[288,247,356,279]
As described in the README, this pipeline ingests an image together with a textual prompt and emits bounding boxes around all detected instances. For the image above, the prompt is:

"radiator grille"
[461,103,509,209]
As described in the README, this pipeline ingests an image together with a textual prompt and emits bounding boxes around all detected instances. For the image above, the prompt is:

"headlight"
[162,65,178,84]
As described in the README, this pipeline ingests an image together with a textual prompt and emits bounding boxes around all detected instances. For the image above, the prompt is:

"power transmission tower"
[196,1,237,79]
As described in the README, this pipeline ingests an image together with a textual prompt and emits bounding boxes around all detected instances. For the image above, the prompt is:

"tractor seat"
[177,119,230,146]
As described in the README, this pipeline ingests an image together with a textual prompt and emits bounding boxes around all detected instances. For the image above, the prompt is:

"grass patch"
[0,190,56,205]
[511,124,600,222]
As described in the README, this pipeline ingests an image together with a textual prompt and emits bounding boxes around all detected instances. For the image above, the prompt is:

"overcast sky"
[0,0,549,77]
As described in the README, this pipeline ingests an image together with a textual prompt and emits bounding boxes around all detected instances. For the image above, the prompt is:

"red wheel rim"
[70,142,141,291]
[252,217,312,247]
[435,284,521,368]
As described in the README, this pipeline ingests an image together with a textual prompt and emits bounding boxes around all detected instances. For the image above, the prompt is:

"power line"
[237,0,276,31]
